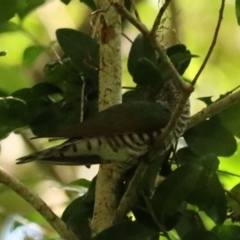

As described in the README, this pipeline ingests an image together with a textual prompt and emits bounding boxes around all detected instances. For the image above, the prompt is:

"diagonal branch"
[192,0,225,85]
[113,2,189,92]
[0,167,78,240]
[188,88,240,129]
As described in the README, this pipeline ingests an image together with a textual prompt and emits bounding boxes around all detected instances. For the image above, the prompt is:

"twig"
[131,0,141,22]
[192,0,225,85]
[80,80,85,122]
[150,0,172,36]
[113,2,189,92]
[218,170,240,178]
[0,167,78,240]
[113,161,149,223]
[122,32,133,43]
[225,189,240,206]
[143,195,171,240]
[188,88,240,129]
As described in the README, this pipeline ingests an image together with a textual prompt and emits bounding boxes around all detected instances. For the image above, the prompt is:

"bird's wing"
[37,101,171,138]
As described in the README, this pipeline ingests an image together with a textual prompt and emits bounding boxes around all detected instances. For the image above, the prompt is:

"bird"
[16,78,190,166]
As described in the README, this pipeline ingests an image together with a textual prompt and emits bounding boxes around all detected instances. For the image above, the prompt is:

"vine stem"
[192,0,225,85]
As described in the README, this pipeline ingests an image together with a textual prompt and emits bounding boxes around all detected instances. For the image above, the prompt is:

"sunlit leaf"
[23,46,46,66]
[18,0,46,19]
[219,101,240,138]
[0,0,28,24]
[235,0,240,25]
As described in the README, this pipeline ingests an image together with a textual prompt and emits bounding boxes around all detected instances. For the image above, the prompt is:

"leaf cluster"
[1,1,240,240]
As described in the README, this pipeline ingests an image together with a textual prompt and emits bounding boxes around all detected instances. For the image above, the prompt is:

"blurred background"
[0,0,239,239]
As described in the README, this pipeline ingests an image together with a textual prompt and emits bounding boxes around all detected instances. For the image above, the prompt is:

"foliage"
[0,1,240,240]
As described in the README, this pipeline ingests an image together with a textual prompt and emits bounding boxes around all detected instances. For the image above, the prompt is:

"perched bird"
[17,79,190,166]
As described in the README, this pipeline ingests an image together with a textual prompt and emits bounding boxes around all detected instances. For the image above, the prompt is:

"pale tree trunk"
[91,0,124,235]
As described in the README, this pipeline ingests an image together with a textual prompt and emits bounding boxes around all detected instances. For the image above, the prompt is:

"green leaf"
[176,147,199,165]
[18,0,46,20]
[0,98,30,128]
[62,196,93,223]
[56,28,99,80]
[61,0,71,4]
[62,196,93,240]
[183,230,220,240]
[68,178,91,188]
[29,99,80,136]
[128,34,157,76]
[219,100,240,138]
[0,22,21,33]
[0,126,17,139]
[0,0,28,24]
[175,209,205,239]
[226,183,240,222]
[151,164,203,216]
[198,96,213,106]
[91,221,158,240]
[79,0,97,10]
[236,0,240,25]
[0,51,7,57]
[184,117,237,157]
[204,175,227,224]
[23,46,46,66]
[211,225,240,240]
[158,44,196,77]
[132,58,162,86]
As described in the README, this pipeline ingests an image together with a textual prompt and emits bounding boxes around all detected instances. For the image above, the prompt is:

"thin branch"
[192,0,225,85]
[113,161,149,223]
[131,0,141,22]
[0,167,78,240]
[225,189,240,206]
[150,0,172,36]
[113,2,189,92]
[80,80,85,122]
[188,88,240,129]
[218,170,240,178]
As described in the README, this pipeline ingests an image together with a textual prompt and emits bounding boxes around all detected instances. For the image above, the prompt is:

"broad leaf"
[132,58,162,86]
[151,164,203,216]
[62,196,93,240]
[0,98,30,128]
[236,0,240,25]
[23,46,46,66]
[0,22,21,33]
[175,209,205,239]
[184,117,237,157]
[0,0,28,24]
[18,0,46,19]
[183,230,220,240]
[56,28,99,80]
[219,100,240,138]
[211,225,240,240]
[91,221,158,240]
[128,34,157,76]
[79,0,97,10]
